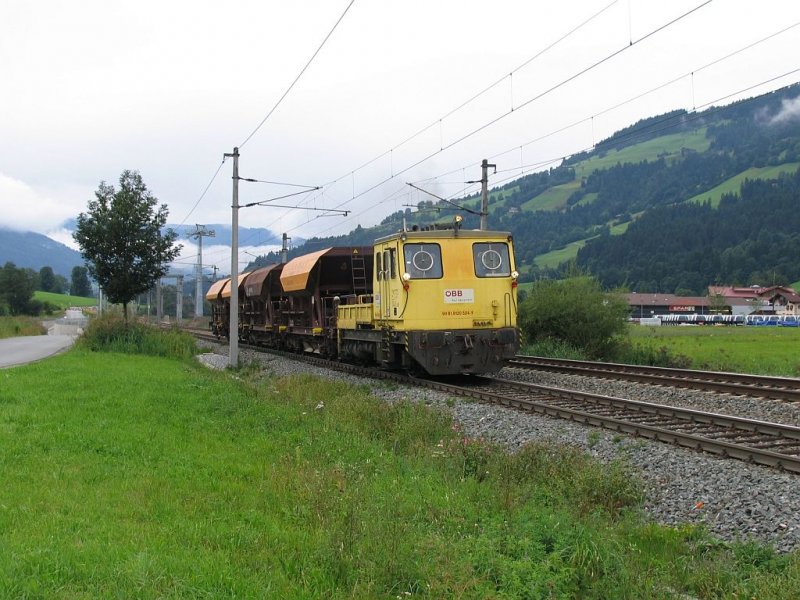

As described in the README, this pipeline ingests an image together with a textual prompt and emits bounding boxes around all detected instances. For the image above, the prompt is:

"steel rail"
[425,376,800,473]
[190,332,800,473]
[508,356,800,402]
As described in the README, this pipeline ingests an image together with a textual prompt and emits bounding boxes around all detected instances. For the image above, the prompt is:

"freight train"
[207,221,520,375]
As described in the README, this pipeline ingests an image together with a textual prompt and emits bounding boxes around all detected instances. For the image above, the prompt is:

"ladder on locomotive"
[351,254,368,296]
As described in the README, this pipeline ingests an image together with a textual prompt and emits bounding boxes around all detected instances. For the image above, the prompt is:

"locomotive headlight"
[511,271,519,280]
[402,272,411,281]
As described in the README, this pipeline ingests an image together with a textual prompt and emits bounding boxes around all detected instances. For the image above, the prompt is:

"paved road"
[0,335,76,368]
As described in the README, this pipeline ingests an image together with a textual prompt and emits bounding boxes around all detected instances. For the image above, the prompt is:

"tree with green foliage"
[70,266,92,298]
[518,275,629,359]
[73,171,182,322]
[53,274,69,294]
[38,266,56,292]
[0,262,36,315]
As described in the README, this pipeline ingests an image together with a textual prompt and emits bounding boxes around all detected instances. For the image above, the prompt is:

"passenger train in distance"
[207,217,521,376]
[659,314,800,326]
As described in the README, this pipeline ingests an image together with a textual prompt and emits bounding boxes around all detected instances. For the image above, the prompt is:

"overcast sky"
[2,0,799,273]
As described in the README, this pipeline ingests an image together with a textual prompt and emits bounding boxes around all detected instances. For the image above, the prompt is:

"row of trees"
[0,263,93,316]
[36,265,92,296]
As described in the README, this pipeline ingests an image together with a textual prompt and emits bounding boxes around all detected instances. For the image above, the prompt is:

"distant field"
[687,162,800,207]
[534,239,587,268]
[532,222,629,269]
[629,325,800,376]
[34,291,96,309]
[609,221,630,235]
[521,180,582,212]
[575,191,598,206]
[572,128,710,180]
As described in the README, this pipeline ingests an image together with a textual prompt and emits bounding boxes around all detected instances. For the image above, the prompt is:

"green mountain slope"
[272,82,800,294]
[687,162,800,207]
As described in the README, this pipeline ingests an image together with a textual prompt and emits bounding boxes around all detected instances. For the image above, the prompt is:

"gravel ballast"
[196,343,800,553]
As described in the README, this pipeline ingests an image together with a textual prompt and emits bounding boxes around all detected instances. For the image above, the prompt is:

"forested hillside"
[578,171,800,293]
[259,83,800,293]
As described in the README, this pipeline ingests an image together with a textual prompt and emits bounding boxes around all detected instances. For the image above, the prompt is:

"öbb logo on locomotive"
[208,221,521,376]
[444,288,474,303]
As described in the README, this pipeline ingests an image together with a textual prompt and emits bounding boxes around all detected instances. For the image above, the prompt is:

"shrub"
[79,313,197,359]
[518,276,629,360]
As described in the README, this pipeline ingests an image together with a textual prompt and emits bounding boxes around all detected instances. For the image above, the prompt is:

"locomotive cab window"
[473,243,511,277]
[403,243,442,279]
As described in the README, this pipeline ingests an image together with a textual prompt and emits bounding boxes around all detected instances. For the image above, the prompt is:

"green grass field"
[3,347,800,596]
[686,163,800,207]
[629,325,800,376]
[534,239,588,268]
[521,179,582,212]
[532,221,629,269]
[572,129,710,180]
[34,290,96,309]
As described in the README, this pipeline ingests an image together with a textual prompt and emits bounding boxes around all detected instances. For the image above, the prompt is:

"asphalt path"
[0,335,76,368]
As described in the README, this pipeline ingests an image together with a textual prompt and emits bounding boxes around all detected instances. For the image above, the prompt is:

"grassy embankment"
[1,321,800,596]
[628,325,800,377]
[0,316,46,339]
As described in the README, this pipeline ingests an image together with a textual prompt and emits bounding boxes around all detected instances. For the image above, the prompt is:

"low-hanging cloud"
[0,172,85,234]
[763,96,800,126]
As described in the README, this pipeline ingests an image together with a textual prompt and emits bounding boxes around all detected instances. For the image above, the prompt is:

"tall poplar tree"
[73,170,182,323]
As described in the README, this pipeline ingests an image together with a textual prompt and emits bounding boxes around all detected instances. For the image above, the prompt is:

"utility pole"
[224,147,240,368]
[479,159,497,231]
[156,279,163,322]
[188,224,215,318]
[176,275,184,322]
[280,233,291,264]
[211,265,219,282]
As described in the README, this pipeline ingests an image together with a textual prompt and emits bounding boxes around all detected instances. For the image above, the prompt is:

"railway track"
[430,376,800,474]
[507,356,800,402]
[192,333,800,473]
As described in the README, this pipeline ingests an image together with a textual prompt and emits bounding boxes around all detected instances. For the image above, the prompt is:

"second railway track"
[428,376,800,473]
[507,356,800,402]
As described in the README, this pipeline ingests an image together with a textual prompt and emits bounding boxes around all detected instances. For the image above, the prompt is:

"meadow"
[1,330,799,596]
[33,290,96,309]
[628,324,800,376]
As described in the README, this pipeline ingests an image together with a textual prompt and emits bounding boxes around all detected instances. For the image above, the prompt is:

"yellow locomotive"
[337,222,519,374]
[208,221,520,376]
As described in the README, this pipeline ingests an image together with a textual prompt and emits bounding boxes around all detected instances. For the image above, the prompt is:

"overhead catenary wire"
[408,17,800,192]
[258,0,620,233]
[299,68,800,241]
[238,0,357,149]
[175,158,226,226]
[292,0,714,239]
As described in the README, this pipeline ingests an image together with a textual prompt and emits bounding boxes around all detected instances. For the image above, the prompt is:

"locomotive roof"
[205,277,230,301]
[374,228,512,244]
